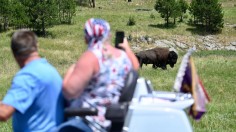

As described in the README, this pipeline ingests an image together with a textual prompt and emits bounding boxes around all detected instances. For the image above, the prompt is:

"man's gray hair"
[11,29,38,56]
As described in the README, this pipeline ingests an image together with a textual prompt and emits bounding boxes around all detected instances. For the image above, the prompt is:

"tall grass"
[0,0,236,131]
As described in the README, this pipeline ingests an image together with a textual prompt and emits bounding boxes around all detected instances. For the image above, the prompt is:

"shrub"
[150,13,155,19]
[127,16,136,26]
[183,14,188,20]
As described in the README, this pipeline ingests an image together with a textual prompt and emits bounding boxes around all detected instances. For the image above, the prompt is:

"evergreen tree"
[189,0,224,32]
[204,0,224,32]
[178,0,188,22]
[154,0,175,27]
[36,0,58,35]
[58,0,76,24]
[10,0,29,29]
[0,0,77,34]
[155,0,181,27]
[20,0,58,36]
[171,1,181,24]
[19,0,38,30]
[189,0,205,25]
[0,0,11,30]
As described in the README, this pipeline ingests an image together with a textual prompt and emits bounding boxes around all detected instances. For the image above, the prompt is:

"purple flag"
[173,48,210,120]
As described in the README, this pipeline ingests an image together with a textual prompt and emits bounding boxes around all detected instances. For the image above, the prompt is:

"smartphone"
[115,31,125,49]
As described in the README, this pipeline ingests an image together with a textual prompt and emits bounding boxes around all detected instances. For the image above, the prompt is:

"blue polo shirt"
[3,58,64,132]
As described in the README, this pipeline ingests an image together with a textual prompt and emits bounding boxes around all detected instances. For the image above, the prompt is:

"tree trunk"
[92,0,95,8]
[3,17,8,31]
[166,16,169,27]
[180,15,183,22]
[42,17,45,37]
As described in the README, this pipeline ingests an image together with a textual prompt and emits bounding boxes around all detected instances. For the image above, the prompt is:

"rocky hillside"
[130,34,236,52]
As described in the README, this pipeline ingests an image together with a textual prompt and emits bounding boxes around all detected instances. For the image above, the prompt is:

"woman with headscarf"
[62,18,139,130]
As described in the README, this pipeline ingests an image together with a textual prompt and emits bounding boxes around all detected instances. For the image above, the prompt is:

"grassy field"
[0,0,236,131]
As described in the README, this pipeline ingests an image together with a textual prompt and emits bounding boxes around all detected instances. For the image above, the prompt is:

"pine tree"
[178,0,188,22]
[189,0,224,32]
[10,0,29,29]
[155,0,178,27]
[204,0,224,32]
[0,0,11,30]
[171,1,181,24]
[20,0,58,36]
[189,0,205,25]
[58,0,76,24]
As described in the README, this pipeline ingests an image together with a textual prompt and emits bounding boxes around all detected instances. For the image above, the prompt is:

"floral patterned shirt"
[77,47,132,128]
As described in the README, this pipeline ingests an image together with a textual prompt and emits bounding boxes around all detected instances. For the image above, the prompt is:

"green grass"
[1,0,236,131]
[224,7,236,24]
[139,50,236,132]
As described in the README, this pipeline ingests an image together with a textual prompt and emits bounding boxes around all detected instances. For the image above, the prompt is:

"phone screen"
[115,31,125,49]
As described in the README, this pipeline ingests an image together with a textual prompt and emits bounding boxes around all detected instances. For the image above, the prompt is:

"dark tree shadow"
[0,24,9,33]
[186,27,209,36]
[77,0,93,7]
[0,29,7,33]
[186,26,221,36]
[186,20,221,36]
[6,30,56,39]
[34,31,56,39]
[148,23,176,29]
[135,8,153,12]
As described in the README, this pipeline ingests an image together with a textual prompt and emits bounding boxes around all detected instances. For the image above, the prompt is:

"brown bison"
[135,47,178,70]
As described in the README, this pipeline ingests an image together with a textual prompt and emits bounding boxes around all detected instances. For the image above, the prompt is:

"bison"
[135,47,178,70]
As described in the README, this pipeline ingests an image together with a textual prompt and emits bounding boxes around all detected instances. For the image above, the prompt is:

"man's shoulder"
[16,58,61,82]
[23,58,56,72]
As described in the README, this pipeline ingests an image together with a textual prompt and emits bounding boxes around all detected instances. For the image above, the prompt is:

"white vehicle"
[122,77,194,132]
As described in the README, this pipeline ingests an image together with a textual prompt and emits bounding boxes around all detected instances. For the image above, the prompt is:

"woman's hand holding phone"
[119,37,132,51]
[115,31,125,50]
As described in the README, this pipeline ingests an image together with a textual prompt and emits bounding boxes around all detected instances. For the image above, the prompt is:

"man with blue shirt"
[0,29,64,132]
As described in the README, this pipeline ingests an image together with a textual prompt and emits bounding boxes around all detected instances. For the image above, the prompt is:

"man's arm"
[0,101,15,121]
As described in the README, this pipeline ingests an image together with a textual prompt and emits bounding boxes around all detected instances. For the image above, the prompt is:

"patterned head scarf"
[84,18,110,50]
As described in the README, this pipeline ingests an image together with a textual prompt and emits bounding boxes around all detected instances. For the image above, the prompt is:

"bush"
[127,16,136,26]
[183,14,188,20]
[150,13,155,19]
[189,0,224,32]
